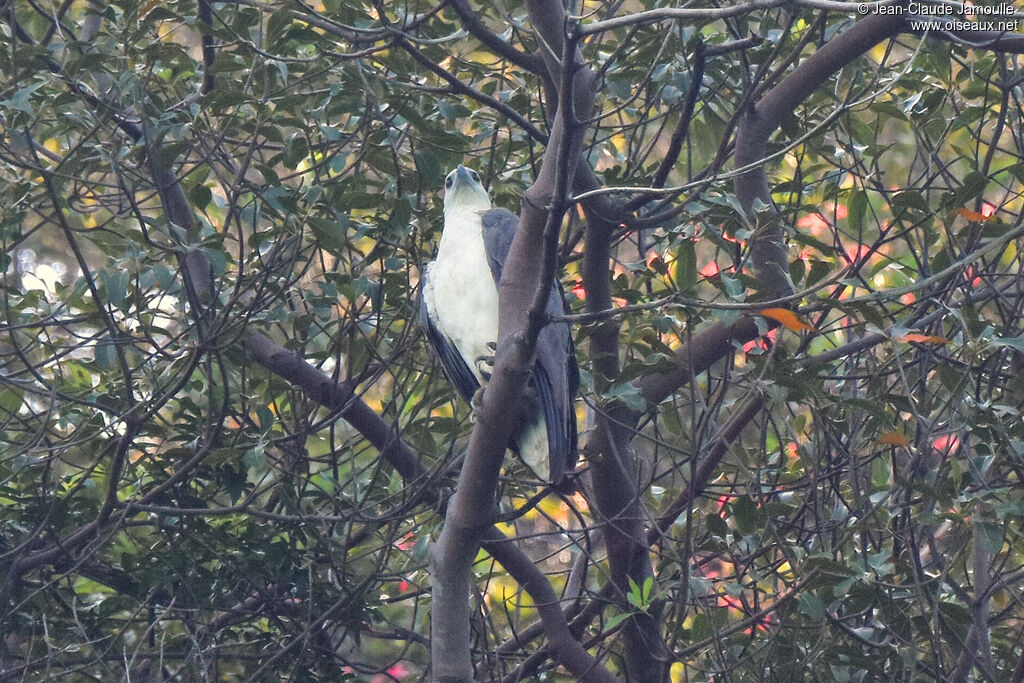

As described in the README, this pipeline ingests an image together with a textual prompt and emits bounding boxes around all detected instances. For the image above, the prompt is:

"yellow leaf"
[759,308,813,332]
[899,333,951,344]
[877,431,910,446]
[869,43,888,64]
[493,521,515,536]
[538,494,570,525]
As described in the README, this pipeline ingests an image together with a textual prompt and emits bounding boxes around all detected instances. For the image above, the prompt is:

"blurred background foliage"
[2,0,1024,679]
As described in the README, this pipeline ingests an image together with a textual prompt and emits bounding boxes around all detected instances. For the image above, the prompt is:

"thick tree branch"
[429,1,596,675]
[639,319,760,407]
[244,329,614,677]
[242,333,429,483]
[520,0,673,677]
[735,13,1024,300]
[424,0,608,677]
[197,0,215,95]
[447,0,546,75]
[1,14,605,672]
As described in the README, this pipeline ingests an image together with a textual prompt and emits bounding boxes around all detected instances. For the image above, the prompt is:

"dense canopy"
[2,0,1024,680]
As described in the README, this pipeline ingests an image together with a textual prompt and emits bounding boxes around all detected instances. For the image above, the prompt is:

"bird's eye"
[445,176,454,189]
[470,170,479,182]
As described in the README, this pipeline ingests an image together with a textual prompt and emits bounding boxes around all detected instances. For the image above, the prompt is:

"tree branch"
[521,0,673,677]
[734,14,1024,300]
[482,527,617,682]
[394,34,549,145]
[429,1,598,678]
[447,0,546,75]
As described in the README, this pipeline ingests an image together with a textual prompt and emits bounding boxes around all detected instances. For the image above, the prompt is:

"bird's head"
[443,165,491,214]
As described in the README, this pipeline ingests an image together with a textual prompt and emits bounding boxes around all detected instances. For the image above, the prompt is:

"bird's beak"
[456,165,473,184]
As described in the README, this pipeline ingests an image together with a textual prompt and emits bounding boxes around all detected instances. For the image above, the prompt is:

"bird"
[419,164,579,484]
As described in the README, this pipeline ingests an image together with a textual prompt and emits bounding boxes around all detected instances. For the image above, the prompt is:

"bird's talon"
[470,387,486,422]
[474,353,495,380]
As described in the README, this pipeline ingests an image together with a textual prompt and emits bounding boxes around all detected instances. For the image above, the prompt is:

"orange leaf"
[899,333,951,344]
[957,208,991,223]
[760,308,813,332]
[877,431,910,446]
[139,0,161,17]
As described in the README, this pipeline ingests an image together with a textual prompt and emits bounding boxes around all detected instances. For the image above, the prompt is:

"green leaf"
[309,215,350,255]
[625,576,652,613]
[843,397,889,420]
[847,190,868,233]
[100,269,129,308]
[891,190,930,213]
[626,577,643,610]
[604,611,632,631]
[958,171,990,206]
[841,301,886,331]
[674,239,697,291]
[805,259,832,287]
[980,219,1011,237]
[189,184,213,212]
[976,522,1004,555]
[94,338,117,370]
[789,256,806,285]
[244,446,265,470]
[606,381,646,412]
[60,360,95,392]
[930,247,951,274]
[414,150,442,190]
[414,534,431,562]
[706,512,728,538]
[266,9,294,47]
[1,82,44,114]
[0,387,24,415]
[256,405,274,435]
[989,336,1024,353]
[719,272,745,300]
[798,592,825,621]
[731,496,760,535]
[792,232,836,256]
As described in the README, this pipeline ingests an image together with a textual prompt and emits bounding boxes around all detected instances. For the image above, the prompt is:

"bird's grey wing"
[533,286,579,482]
[481,208,579,481]
[419,267,480,403]
[481,208,518,285]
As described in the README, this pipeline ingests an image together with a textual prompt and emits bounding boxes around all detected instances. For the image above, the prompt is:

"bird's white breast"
[428,210,500,385]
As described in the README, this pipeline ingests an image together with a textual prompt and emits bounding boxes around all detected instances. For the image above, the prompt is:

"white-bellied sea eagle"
[419,165,579,484]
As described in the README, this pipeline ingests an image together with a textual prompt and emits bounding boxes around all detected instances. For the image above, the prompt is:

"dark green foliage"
[2,0,1024,680]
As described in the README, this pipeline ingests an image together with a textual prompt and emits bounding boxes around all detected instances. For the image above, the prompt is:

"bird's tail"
[517,417,551,482]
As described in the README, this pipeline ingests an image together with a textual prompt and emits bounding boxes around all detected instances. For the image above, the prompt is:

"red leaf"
[957,208,992,223]
[899,333,951,344]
